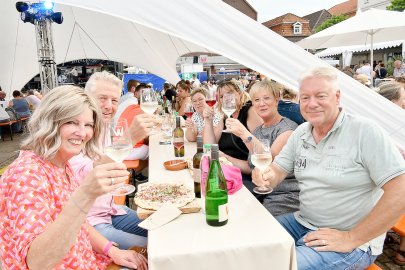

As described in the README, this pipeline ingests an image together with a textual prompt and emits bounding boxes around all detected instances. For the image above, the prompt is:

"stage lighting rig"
[15,1,63,94]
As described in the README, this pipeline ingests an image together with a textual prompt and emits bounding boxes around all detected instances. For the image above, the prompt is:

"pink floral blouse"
[0,151,111,269]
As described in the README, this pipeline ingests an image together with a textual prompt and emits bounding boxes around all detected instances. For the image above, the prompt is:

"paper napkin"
[138,203,182,230]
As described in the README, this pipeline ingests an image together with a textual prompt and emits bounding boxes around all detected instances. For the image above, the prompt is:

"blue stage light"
[43,1,54,10]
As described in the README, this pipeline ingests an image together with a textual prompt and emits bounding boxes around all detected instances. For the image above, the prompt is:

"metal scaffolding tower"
[35,18,58,95]
[16,1,63,94]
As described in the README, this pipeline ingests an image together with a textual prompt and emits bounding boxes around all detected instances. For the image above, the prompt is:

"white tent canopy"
[1,0,405,149]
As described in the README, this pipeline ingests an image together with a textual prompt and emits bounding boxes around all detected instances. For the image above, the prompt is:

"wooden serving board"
[136,198,201,219]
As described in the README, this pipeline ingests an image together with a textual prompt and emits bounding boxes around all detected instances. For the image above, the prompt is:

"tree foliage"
[314,14,348,33]
[386,0,405,11]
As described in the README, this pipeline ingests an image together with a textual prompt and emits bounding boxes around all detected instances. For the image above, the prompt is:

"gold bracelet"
[70,197,88,215]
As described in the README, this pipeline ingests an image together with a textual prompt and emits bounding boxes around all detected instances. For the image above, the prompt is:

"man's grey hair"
[85,71,123,93]
[299,66,339,91]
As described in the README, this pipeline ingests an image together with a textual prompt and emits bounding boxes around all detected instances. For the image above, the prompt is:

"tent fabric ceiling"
[1,0,405,149]
[315,40,404,58]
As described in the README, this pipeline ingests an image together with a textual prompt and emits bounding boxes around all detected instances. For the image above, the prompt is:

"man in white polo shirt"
[252,66,405,270]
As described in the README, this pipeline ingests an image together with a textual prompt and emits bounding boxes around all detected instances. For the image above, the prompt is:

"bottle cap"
[203,144,211,149]
[211,144,219,152]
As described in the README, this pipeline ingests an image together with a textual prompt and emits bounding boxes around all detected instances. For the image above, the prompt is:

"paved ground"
[0,133,404,269]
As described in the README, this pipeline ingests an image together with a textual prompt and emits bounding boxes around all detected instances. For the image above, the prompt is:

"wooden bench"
[392,214,405,237]
[365,263,382,270]
[0,120,16,141]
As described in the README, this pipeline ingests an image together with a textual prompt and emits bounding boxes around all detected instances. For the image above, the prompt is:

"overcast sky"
[246,0,347,22]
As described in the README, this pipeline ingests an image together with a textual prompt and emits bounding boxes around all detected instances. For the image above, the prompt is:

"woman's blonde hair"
[21,86,103,161]
[190,87,208,98]
[217,79,250,113]
[249,79,281,100]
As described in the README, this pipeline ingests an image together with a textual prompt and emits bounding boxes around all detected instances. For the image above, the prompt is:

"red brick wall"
[270,22,311,36]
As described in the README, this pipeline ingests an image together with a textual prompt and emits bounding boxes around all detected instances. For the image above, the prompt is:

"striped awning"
[315,40,404,58]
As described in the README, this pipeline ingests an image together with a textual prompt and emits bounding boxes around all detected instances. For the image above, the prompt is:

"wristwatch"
[244,135,253,143]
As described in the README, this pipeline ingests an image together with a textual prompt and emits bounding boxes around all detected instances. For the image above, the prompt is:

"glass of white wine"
[140,88,159,135]
[103,119,136,196]
[251,138,273,195]
[222,92,236,133]
[160,114,173,144]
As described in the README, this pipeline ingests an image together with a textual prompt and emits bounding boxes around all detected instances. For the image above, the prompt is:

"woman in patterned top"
[203,79,262,178]
[185,87,221,142]
[0,86,147,270]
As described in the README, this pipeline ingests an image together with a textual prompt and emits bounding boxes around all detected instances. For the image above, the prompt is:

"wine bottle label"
[192,168,201,183]
[218,203,228,222]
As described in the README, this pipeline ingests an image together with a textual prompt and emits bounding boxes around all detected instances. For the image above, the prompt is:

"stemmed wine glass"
[206,89,217,107]
[251,139,273,195]
[160,114,172,144]
[140,88,158,134]
[103,119,136,196]
[222,92,236,133]
[184,102,194,119]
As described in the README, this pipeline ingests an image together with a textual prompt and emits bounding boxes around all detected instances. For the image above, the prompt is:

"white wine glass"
[140,88,158,135]
[251,139,273,195]
[222,92,236,133]
[103,119,136,196]
[160,114,173,144]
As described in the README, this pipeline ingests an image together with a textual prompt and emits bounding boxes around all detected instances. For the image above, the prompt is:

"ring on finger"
[322,239,327,245]
[110,177,115,185]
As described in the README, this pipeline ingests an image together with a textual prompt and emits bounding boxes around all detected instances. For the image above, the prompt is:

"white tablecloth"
[146,133,297,270]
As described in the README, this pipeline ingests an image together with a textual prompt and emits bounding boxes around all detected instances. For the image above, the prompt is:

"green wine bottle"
[173,116,184,157]
[205,144,228,226]
[192,136,204,198]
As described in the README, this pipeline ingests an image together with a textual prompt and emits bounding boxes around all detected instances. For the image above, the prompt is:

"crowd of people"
[339,59,405,89]
[0,64,405,269]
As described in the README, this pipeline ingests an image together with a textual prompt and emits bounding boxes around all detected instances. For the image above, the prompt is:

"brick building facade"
[262,13,311,43]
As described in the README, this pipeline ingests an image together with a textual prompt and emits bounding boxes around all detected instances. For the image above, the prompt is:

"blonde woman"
[203,79,262,177]
[0,86,147,270]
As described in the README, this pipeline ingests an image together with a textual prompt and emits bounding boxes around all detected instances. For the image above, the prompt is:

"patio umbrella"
[297,9,405,72]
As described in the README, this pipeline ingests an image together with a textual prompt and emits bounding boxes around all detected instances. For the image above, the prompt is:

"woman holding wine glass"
[185,88,222,142]
[246,80,300,216]
[203,79,262,179]
[0,86,147,269]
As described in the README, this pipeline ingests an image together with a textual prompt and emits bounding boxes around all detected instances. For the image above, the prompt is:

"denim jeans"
[276,213,377,270]
[94,206,148,250]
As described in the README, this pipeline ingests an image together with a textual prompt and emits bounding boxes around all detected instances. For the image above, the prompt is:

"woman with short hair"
[378,81,405,109]
[8,90,31,118]
[185,87,221,142]
[0,86,147,270]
